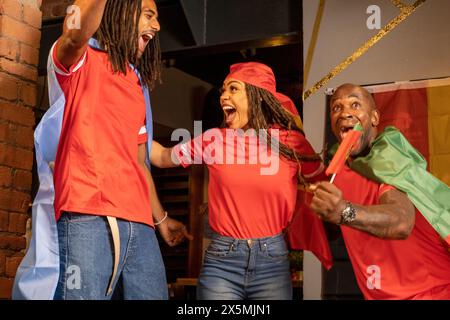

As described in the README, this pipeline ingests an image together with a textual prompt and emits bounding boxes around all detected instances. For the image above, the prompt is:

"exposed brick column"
[42,0,72,19]
[0,0,42,299]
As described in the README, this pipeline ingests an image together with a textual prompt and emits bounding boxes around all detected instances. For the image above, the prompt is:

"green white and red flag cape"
[351,126,450,245]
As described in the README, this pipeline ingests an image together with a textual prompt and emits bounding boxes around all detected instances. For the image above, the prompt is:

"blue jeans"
[53,212,168,300]
[197,232,292,300]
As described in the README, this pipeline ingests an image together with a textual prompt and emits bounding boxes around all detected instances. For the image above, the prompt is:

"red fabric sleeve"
[172,128,224,167]
[172,131,208,168]
[51,39,88,76]
[378,183,396,198]
[137,133,148,144]
[278,129,325,182]
[286,191,333,269]
[137,126,147,144]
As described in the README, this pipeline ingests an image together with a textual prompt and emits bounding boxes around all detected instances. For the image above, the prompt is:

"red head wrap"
[225,62,300,117]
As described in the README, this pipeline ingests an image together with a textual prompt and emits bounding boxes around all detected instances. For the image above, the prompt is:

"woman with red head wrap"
[151,62,326,300]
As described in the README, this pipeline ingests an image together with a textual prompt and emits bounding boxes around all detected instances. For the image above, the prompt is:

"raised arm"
[57,0,108,69]
[310,182,415,240]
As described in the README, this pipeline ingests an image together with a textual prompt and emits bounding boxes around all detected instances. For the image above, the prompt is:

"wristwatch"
[340,202,357,225]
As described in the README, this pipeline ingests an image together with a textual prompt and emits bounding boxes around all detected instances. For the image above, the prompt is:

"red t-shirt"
[50,41,153,226]
[335,165,450,299]
[173,128,324,239]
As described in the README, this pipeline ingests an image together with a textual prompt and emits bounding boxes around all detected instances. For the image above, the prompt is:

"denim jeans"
[197,232,292,300]
[53,212,168,300]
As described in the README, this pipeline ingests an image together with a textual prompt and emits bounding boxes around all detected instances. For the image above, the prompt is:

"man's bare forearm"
[346,190,415,239]
[58,0,108,68]
[311,183,416,240]
[141,163,166,222]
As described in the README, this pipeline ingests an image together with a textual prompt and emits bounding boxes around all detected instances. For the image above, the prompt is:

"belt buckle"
[247,239,253,247]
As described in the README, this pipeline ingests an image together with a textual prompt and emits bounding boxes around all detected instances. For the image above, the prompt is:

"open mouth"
[222,105,237,125]
[142,33,154,42]
[339,123,357,140]
[138,32,154,53]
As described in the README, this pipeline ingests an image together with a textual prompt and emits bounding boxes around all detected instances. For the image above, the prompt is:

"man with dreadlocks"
[150,62,326,299]
[15,0,191,300]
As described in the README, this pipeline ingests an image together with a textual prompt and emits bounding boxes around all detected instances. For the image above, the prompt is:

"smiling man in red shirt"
[311,84,450,299]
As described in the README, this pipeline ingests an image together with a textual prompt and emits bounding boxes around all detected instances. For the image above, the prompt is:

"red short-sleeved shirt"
[335,165,450,299]
[50,41,153,226]
[173,128,323,239]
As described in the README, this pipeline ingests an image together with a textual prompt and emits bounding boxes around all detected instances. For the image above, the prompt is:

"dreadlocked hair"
[95,0,161,90]
[245,84,320,162]
[245,84,322,187]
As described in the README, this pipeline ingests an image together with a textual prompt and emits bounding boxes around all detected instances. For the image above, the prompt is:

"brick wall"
[42,0,72,20]
[0,0,42,299]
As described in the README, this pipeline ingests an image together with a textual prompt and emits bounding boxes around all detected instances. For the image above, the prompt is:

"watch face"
[342,202,356,224]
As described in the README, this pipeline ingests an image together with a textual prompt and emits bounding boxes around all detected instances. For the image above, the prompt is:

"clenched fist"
[310,182,347,225]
